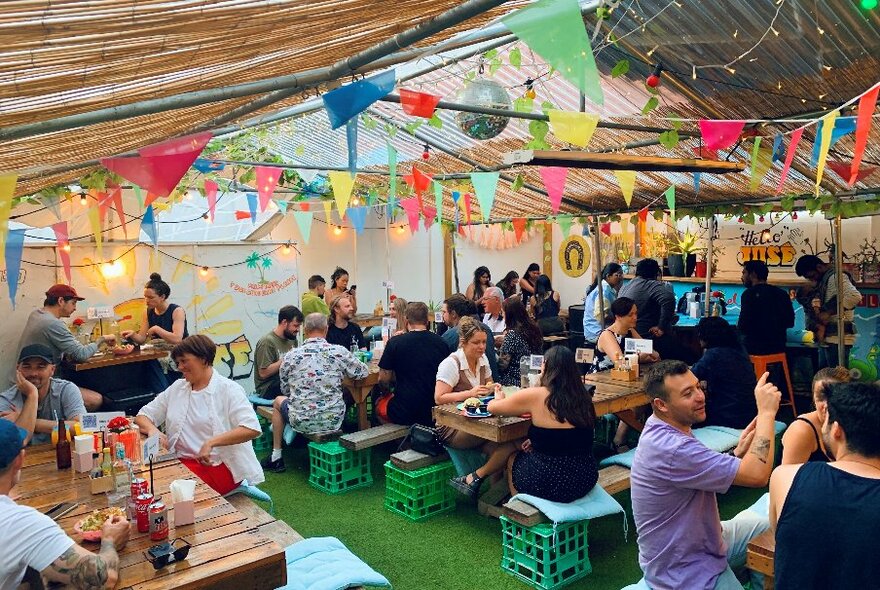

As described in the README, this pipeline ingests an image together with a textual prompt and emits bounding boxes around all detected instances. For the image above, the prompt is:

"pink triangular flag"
[698,120,746,151]
[423,206,437,230]
[140,132,212,157]
[828,161,876,183]
[539,166,568,214]
[101,134,210,199]
[96,191,112,226]
[461,193,472,225]
[512,218,527,242]
[204,180,218,221]
[255,166,281,212]
[600,222,612,236]
[776,128,804,194]
[400,197,421,234]
[638,207,649,223]
[850,84,879,186]
[52,222,72,284]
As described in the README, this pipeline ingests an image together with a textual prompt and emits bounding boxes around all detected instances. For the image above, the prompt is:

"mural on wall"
[851,291,880,382]
[736,224,805,268]
[558,235,591,278]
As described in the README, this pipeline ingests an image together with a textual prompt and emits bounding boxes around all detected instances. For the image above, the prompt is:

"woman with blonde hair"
[781,366,851,464]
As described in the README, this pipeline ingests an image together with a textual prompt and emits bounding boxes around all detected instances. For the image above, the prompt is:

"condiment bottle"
[101,447,112,478]
[55,419,72,469]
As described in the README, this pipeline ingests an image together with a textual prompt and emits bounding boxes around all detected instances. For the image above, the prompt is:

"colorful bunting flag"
[423,206,438,230]
[328,171,356,218]
[297,169,320,184]
[404,167,433,196]
[664,185,676,219]
[548,110,600,147]
[539,166,568,214]
[827,161,877,184]
[387,143,398,218]
[850,84,879,186]
[771,134,784,163]
[749,138,774,192]
[144,192,159,208]
[141,205,158,246]
[512,218,527,242]
[638,207,649,223]
[52,222,72,284]
[204,180,218,222]
[600,222,611,237]
[108,187,127,238]
[322,69,396,129]
[234,211,252,220]
[613,170,636,206]
[698,120,746,151]
[399,88,441,118]
[471,172,500,222]
[293,211,313,244]
[133,186,144,211]
[461,193,472,225]
[433,182,443,222]
[346,119,358,176]
[693,145,720,160]
[503,0,603,105]
[810,116,857,166]
[255,166,281,212]
[38,193,62,220]
[557,215,573,238]
[400,198,421,234]
[815,110,839,195]
[347,206,368,234]
[5,229,25,308]
[193,158,224,173]
[101,132,211,198]
[776,128,804,194]
[693,172,701,197]
[0,174,17,264]
[298,202,310,212]
[246,193,258,223]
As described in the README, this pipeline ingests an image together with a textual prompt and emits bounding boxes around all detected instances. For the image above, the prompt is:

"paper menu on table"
[528,354,544,370]
[575,348,595,364]
[79,411,125,432]
[142,435,161,463]
[381,317,398,332]
[624,338,653,354]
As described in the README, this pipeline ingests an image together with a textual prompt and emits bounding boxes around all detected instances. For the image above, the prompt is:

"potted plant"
[665,230,704,277]
[855,238,880,283]
[695,243,726,278]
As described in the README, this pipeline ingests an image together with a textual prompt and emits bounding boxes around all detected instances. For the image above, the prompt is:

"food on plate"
[78,507,126,532]
[462,397,482,410]
[112,344,135,356]
[485,380,494,387]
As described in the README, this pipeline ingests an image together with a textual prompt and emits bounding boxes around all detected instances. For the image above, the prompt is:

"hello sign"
[737,224,806,268]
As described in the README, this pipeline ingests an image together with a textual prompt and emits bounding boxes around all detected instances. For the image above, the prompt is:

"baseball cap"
[45,284,85,301]
[0,419,28,469]
[18,344,56,364]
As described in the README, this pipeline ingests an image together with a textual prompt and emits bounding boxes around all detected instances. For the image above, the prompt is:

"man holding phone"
[0,419,130,589]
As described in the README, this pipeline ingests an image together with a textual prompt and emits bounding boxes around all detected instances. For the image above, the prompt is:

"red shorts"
[179,458,239,495]
[375,393,394,424]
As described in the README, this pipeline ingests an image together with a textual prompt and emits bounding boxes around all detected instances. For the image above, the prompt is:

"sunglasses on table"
[144,538,192,570]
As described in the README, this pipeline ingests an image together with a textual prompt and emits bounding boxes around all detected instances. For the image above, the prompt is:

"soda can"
[149,500,169,541]
[135,493,154,533]
[130,477,148,499]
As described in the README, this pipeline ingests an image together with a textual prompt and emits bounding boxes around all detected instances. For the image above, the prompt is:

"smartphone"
[348,285,357,293]
[44,502,78,521]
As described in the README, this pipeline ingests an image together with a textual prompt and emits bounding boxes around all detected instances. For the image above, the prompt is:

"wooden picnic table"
[74,348,169,371]
[15,444,286,590]
[583,372,650,432]
[354,313,383,329]
[345,365,379,430]
[746,529,775,589]
[432,381,650,444]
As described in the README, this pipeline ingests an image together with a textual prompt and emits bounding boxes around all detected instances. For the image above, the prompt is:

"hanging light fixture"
[199,266,209,277]
[334,225,343,236]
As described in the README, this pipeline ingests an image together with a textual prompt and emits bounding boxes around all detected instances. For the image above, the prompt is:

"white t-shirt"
[0,495,74,590]
[436,349,490,389]
[173,388,220,465]
[482,313,506,334]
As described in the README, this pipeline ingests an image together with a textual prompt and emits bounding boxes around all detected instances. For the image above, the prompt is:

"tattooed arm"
[733,372,781,487]
[41,516,129,589]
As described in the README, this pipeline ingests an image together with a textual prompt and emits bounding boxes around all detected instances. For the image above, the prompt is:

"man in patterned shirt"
[261,313,368,472]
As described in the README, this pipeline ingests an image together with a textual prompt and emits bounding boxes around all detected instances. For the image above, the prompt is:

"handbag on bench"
[399,423,445,456]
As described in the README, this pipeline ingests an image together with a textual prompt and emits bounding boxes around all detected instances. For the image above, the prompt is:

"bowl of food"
[112,344,135,356]
[462,397,488,416]
[74,507,126,542]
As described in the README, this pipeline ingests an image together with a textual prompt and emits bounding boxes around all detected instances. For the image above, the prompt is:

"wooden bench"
[339,423,409,451]
[390,449,449,471]
[255,406,341,442]
[597,464,631,495]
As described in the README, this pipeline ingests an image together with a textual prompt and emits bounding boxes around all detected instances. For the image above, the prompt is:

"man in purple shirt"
[629,360,781,590]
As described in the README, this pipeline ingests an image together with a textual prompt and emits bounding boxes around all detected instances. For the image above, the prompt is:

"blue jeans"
[625,495,769,590]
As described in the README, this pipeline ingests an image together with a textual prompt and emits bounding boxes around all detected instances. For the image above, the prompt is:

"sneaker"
[260,455,285,473]
[449,472,483,499]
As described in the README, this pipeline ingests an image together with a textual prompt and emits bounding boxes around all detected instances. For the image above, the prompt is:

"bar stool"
[749,353,797,413]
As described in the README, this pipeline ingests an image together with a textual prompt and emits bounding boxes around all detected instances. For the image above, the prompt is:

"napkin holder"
[611,367,638,382]
[73,451,93,473]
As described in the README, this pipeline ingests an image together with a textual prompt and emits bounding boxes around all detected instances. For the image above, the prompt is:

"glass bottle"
[113,443,129,491]
[520,357,530,388]
[101,447,112,478]
[55,419,72,469]
[350,335,359,353]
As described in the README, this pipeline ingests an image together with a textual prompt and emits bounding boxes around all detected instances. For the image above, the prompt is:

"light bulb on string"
[334,225,343,236]
[421,145,430,161]
[792,211,798,220]
[202,213,211,224]
[396,225,405,235]
[200,266,209,277]
[62,243,71,253]
[759,215,765,222]
[524,79,536,100]
[282,242,291,255]
[79,193,88,206]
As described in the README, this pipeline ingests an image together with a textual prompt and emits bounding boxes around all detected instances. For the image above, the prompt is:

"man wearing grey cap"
[0,419,129,589]
[14,284,116,411]
[0,344,86,444]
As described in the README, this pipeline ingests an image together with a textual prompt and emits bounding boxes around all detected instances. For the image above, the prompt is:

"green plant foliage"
[361,114,378,131]
[482,49,498,60]
[658,129,679,149]
[488,57,503,76]
[511,174,525,191]
[641,96,659,115]
[653,210,665,221]
[540,100,556,115]
[464,71,476,82]
[384,123,398,139]
[525,119,551,149]
[404,120,424,135]
[611,59,630,78]
[508,47,522,68]
[513,97,534,113]
[428,113,443,129]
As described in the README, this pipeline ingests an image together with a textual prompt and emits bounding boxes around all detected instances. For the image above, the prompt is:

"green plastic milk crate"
[383,460,456,522]
[308,441,372,494]
[252,416,272,453]
[500,516,591,590]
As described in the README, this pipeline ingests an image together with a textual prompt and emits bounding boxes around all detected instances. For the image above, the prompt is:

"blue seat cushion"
[512,484,624,525]
[279,537,391,590]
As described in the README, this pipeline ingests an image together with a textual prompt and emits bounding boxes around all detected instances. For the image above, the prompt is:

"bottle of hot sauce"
[55,419,72,469]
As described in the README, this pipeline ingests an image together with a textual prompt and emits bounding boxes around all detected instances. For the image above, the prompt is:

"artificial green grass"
[259,443,765,590]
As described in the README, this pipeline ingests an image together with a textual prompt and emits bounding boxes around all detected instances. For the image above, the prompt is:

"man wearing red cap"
[14,284,116,411]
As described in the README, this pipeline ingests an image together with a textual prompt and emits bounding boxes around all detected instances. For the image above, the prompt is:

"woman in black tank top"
[781,367,849,464]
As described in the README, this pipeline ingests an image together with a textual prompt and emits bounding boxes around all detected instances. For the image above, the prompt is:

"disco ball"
[454,78,512,140]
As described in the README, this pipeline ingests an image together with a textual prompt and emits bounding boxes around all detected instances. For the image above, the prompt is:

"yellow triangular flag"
[548,110,600,148]
[0,174,17,263]
[86,206,102,261]
[328,171,356,217]
[322,200,334,225]
[613,170,637,206]
[815,110,839,195]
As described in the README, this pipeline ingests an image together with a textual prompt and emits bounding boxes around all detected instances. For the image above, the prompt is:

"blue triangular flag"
[246,193,258,223]
[347,206,368,234]
[141,205,158,246]
[451,190,461,205]
[193,158,225,173]
[346,119,358,176]
[323,69,396,130]
[772,134,784,163]
[5,229,25,308]
[811,116,857,165]
[693,172,701,197]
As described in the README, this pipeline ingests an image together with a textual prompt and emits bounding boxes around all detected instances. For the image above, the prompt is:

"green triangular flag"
[273,199,288,213]
[664,185,676,219]
[557,215,574,238]
[503,0,603,105]
[470,172,500,222]
[367,188,378,206]
[133,185,144,211]
[293,211,313,245]
[433,181,444,222]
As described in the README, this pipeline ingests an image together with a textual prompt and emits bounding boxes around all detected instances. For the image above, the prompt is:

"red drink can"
[149,500,169,541]
[130,477,148,498]
[135,493,153,533]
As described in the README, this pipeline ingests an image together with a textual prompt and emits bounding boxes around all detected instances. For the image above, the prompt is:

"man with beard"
[253,306,304,399]
[770,381,880,589]
[0,344,86,444]
[326,294,366,350]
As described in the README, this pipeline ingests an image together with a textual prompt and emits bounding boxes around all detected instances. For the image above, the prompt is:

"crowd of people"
[2,254,877,590]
